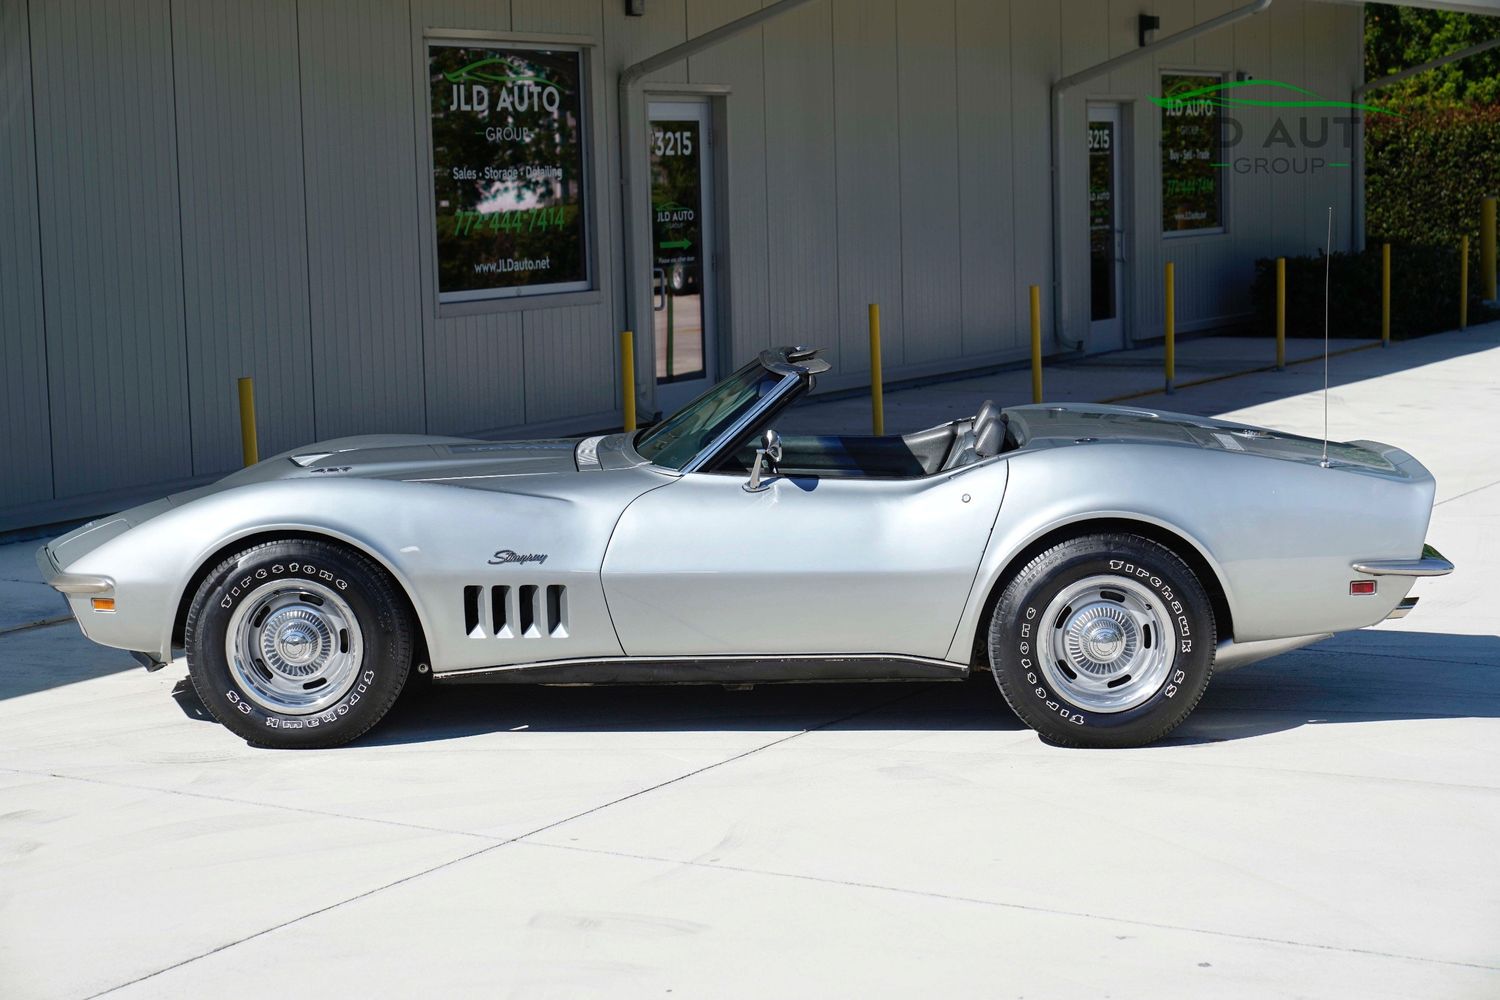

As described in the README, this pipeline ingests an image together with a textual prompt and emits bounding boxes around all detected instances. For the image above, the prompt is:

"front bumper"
[37,544,168,669]
[35,545,113,595]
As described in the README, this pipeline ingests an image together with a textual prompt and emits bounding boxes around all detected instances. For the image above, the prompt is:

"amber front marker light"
[1349,581,1377,596]
[91,598,116,612]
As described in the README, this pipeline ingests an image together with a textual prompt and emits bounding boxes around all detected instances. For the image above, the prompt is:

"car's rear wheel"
[184,539,413,748]
[987,532,1215,748]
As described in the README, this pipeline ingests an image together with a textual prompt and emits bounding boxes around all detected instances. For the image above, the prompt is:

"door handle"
[652,268,667,311]
[1114,228,1127,264]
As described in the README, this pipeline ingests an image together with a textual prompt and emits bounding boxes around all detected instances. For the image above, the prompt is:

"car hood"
[45,433,655,571]
[158,432,648,505]
[1004,404,1408,476]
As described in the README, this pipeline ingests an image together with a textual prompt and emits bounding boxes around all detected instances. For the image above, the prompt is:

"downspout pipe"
[1352,35,1500,251]
[619,0,817,420]
[1050,0,1272,351]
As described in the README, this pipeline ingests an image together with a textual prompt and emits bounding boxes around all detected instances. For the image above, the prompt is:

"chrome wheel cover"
[225,580,363,715]
[1037,574,1176,713]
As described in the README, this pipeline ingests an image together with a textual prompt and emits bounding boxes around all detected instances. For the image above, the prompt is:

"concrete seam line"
[0,614,71,637]
[83,685,931,998]
[0,767,505,843]
[523,841,1500,973]
[1095,341,1383,405]
[1061,754,1500,794]
[1435,477,1500,507]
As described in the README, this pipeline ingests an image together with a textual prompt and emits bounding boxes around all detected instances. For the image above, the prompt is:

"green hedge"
[1250,245,1497,340]
[1366,103,1500,294]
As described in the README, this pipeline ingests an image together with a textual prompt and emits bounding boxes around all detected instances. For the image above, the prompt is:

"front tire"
[183,539,414,748]
[988,533,1215,748]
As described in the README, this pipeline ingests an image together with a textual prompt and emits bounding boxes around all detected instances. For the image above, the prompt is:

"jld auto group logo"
[443,56,563,142]
[1152,79,1400,176]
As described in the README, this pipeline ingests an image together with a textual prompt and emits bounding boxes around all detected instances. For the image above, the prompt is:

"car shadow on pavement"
[330,631,1500,748]
[0,625,138,701]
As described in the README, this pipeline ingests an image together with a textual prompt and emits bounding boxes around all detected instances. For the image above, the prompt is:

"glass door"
[649,101,717,413]
[1087,104,1126,353]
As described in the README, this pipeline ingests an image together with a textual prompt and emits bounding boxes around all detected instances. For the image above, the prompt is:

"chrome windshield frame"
[626,346,828,475]
[678,370,803,474]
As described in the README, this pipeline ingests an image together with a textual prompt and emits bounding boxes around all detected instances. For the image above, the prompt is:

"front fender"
[51,474,657,670]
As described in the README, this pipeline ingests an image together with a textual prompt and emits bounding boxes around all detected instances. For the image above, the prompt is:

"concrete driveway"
[2,326,1497,998]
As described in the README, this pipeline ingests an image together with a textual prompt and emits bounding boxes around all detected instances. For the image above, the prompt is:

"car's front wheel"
[988,532,1215,747]
[184,539,414,748]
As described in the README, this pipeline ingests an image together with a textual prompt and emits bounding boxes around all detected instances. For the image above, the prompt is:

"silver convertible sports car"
[40,346,1452,749]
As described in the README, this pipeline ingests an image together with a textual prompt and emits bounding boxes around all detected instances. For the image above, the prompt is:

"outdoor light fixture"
[1138,14,1161,47]
[626,0,645,16]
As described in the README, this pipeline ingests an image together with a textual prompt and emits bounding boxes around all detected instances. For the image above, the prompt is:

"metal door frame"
[1086,101,1130,353]
[647,98,719,414]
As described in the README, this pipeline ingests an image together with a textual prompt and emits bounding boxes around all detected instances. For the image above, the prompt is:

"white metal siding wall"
[764,2,841,372]
[174,0,315,473]
[956,0,1019,360]
[0,0,1365,528]
[831,0,903,377]
[29,0,192,500]
[1057,0,1363,345]
[0,0,52,510]
[688,0,770,374]
[299,0,426,439]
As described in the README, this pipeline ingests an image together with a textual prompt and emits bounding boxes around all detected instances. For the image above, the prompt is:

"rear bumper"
[1351,544,1454,578]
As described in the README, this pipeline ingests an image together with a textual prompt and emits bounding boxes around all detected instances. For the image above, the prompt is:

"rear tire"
[988,533,1214,748]
[183,539,413,748]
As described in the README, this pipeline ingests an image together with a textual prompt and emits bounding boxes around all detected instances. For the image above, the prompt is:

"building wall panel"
[0,0,1376,529]
[174,0,315,475]
[0,0,53,509]
[956,0,1018,357]
[521,303,616,426]
[298,0,426,440]
[29,0,191,498]
[1009,0,1060,345]
[689,0,772,372]
[895,0,961,366]
[763,1,840,370]
[831,0,903,374]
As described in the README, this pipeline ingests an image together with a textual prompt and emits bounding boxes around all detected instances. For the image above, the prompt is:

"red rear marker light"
[1350,580,1376,595]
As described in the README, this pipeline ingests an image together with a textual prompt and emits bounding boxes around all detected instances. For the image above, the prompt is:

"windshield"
[634,361,785,471]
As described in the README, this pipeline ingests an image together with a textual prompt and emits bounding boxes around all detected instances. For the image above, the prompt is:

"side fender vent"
[463,584,567,639]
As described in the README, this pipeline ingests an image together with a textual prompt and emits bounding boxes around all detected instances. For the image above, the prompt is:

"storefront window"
[1160,72,1224,234]
[428,42,590,302]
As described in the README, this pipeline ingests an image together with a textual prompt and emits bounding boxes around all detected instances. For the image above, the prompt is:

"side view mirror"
[743,429,783,493]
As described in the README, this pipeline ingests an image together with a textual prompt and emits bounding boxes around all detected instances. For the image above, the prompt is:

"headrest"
[974,400,998,429]
[975,419,1003,459]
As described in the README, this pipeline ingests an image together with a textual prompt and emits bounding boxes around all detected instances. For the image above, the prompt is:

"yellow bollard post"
[620,330,636,432]
[1460,235,1469,331]
[1164,262,1175,394]
[1029,285,1043,404]
[1483,197,1496,303]
[1381,243,1391,347]
[237,377,258,467]
[1275,257,1286,369]
[868,303,884,436]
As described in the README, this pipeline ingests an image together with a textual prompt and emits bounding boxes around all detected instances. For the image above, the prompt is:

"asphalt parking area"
[2,326,1497,998]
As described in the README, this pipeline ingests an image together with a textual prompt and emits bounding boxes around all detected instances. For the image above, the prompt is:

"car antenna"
[1320,205,1333,469]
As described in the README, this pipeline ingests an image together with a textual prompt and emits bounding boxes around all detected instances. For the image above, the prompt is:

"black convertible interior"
[719,400,1012,479]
